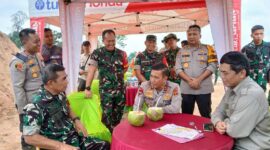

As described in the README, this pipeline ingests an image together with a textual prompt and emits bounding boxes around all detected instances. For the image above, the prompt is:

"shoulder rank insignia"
[163,93,171,100]
[144,88,154,98]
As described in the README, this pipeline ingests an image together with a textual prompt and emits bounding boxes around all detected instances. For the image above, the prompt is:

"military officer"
[23,64,110,150]
[42,28,63,66]
[159,36,169,53]
[134,35,167,83]
[133,63,181,113]
[241,25,270,105]
[9,28,44,150]
[161,33,181,85]
[85,29,128,133]
[175,25,218,118]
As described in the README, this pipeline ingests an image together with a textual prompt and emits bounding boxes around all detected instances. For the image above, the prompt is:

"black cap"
[82,41,90,46]
[163,33,179,43]
[146,35,157,42]
[251,25,264,33]
[162,36,168,43]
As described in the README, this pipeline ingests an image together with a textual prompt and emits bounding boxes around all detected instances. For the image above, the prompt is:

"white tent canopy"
[29,0,241,93]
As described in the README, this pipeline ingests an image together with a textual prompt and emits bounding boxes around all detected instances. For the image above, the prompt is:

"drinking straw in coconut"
[137,97,141,111]
[155,95,162,107]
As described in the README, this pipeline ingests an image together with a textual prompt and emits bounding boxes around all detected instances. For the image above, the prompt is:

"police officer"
[134,35,167,83]
[42,28,63,66]
[241,25,270,105]
[9,28,43,150]
[161,33,181,85]
[175,25,218,118]
[85,29,128,133]
[133,63,181,113]
[23,64,110,150]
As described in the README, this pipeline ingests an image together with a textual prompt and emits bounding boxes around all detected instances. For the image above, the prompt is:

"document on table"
[153,124,200,140]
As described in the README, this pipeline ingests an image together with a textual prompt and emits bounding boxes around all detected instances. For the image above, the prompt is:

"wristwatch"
[85,86,91,91]
[72,116,80,122]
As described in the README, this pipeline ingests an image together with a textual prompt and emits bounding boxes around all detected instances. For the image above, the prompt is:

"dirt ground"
[0,80,225,150]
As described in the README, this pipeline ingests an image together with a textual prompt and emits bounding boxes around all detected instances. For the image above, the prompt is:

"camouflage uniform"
[133,81,182,113]
[134,50,166,81]
[89,47,128,132]
[23,87,110,150]
[242,41,270,105]
[42,45,63,66]
[161,47,181,85]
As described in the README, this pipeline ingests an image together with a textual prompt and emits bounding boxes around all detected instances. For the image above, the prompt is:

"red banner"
[232,0,241,51]
[30,17,45,51]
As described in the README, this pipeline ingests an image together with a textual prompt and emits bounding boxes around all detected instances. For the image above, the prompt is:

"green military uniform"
[161,47,181,85]
[241,41,270,105]
[89,47,128,132]
[133,81,182,113]
[134,50,165,80]
[23,87,110,150]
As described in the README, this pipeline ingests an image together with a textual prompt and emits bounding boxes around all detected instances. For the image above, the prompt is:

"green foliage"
[116,35,127,48]
[8,11,28,49]
[11,11,28,32]
[8,31,22,49]
[128,52,136,63]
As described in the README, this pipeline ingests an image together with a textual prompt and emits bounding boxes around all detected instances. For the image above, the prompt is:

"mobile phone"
[203,123,214,132]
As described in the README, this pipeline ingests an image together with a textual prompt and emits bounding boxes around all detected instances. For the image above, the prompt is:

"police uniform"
[42,44,63,66]
[133,81,182,113]
[134,50,166,81]
[241,41,270,105]
[9,51,44,149]
[211,77,270,149]
[88,46,128,132]
[175,44,218,118]
[23,87,110,150]
[162,47,181,85]
[10,52,43,114]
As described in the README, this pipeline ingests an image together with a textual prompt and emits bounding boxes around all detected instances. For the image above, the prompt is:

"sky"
[0,0,269,55]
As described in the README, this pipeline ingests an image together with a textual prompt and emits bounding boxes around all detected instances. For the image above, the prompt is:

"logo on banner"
[87,2,123,7]
[35,0,45,10]
[35,0,58,11]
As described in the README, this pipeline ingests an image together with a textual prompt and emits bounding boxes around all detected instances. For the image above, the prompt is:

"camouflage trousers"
[76,135,110,150]
[19,114,36,150]
[38,133,110,150]
[100,92,125,133]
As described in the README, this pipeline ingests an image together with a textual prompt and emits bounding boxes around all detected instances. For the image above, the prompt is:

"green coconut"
[128,111,145,126]
[147,107,164,121]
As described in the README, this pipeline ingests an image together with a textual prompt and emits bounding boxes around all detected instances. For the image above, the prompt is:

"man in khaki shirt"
[212,51,270,150]
[133,63,182,113]
[175,25,218,118]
